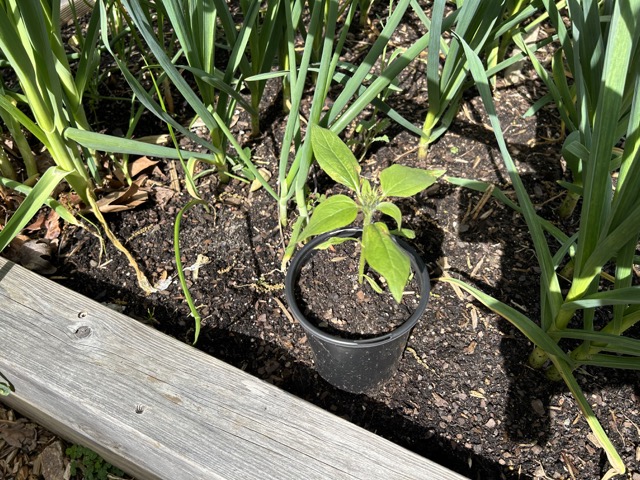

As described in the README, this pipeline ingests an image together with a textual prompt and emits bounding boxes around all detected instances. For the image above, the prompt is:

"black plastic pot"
[285,228,430,394]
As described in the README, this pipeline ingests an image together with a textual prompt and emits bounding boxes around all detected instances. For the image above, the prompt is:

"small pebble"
[531,399,545,417]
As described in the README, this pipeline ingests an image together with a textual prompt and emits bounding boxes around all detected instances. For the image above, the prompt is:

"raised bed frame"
[0,258,466,479]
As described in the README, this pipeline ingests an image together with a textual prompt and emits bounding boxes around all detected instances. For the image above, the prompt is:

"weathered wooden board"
[0,258,466,480]
[60,0,95,24]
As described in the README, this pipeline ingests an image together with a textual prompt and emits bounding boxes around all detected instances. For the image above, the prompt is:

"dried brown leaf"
[129,156,160,178]
[169,162,180,192]
[431,392,449,408]
[463,340,477,355]
[44,210,61,241]
[95,183,148,213]
[153,186,175,208]
[24,212,46,232]
[250,168,272,192]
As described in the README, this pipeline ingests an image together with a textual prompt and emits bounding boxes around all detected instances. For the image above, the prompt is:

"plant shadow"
[442,79,640,474]
[47,188,530,480]
[40,263,516,479]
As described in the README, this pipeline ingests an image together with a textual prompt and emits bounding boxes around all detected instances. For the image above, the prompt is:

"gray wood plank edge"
[60,0,95,24]
[0,258,468,480]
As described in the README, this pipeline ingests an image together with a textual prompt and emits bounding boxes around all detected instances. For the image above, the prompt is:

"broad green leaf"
[310,124,361,192]
[391,228,416,239]
[376,201,403,230]
[362,222,410,303]
[299,195,358,241]
[0,166,69,252]
[572,0,637,290]
[379,165,445,197]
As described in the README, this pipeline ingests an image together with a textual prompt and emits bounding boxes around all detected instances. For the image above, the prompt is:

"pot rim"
[285,227,430,348]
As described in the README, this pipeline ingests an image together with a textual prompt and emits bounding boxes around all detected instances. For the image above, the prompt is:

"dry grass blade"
[87,190,156,295]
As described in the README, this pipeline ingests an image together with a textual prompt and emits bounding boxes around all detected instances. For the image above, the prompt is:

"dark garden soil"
[8,77,635,480]
[295,238,423,338]
[2,8,640,480]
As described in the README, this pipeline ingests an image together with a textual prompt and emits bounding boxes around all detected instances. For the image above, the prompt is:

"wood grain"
[0,258,466,479]
[60,0,95,24]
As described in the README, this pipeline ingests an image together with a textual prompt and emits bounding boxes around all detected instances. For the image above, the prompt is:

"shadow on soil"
[445,86,640,476]
[44,68,637,480]
[197,327,502,480]
[46,265,509,479]
[50,208,513,480]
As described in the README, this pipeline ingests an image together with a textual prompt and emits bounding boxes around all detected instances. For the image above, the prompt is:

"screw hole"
[78,311,88,318]
[73,326,91,339]
[135,404,145,414]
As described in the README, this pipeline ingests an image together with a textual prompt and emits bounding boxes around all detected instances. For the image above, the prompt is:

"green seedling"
[299,125,444,303]
[66,444,125,480]
[349,116,391,161]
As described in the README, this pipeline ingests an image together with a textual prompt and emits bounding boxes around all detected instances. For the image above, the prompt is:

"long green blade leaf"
[561,286,640,310]
[0,167,69,252]
[454,34,563,328]
[64,127,220,162]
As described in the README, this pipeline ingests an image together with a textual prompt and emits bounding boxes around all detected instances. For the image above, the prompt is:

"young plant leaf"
[376,201,403,230]
[392,228,416,239]
[363,274,384,294]
[379,165,445,197]
[361,177,373,198]
[315,236,359,250]
[299,194,358,241]
[310,124,361,192]
[362,222,410,303]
